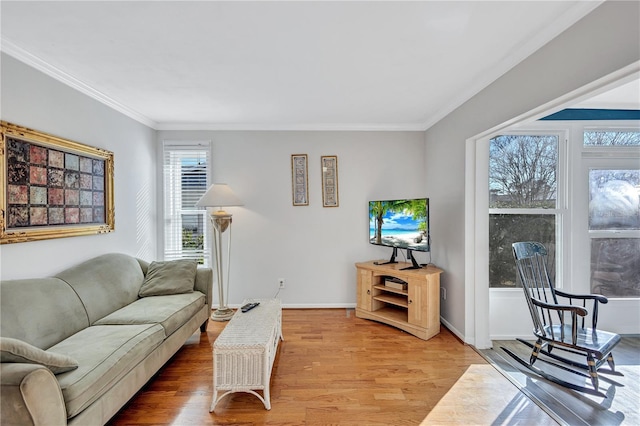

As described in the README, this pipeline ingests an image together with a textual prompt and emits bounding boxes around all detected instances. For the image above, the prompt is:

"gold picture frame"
[1,121,115,244]
[291,154,309,206]
[321,155,339,207]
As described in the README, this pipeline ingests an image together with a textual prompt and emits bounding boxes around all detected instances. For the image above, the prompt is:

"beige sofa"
[0,253,212,425]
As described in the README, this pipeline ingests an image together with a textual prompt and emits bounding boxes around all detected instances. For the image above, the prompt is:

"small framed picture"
[291,154,309,206]
[321,155,339,207]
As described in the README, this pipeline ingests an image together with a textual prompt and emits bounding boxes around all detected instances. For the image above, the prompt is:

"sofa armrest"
[195,267,213,309]
[1,363,67,426]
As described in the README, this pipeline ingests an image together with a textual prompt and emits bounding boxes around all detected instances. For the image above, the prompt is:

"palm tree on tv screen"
[370,199,426,244]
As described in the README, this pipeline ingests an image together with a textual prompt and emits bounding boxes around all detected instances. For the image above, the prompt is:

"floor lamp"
[196,183,243,322]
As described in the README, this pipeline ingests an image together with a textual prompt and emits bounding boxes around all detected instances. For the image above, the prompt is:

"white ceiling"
[1,1,635,131]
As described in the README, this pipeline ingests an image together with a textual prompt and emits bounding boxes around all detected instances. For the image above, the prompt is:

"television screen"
[369,198,430,252]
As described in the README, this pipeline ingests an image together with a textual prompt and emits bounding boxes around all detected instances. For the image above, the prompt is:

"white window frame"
[478,125,571,343]
[573,121,640,297]
[466,70,640,348]
[160,140,212,266]
[487,129,569,290]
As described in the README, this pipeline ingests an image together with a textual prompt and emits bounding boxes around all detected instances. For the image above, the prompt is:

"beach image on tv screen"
[369,199,429,252]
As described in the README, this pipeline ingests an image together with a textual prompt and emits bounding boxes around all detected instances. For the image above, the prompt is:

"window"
[584,130,640,146]
[162,141,211,265]
[480,115,639,342]
[585,129,640,298]
[488,134,562,288]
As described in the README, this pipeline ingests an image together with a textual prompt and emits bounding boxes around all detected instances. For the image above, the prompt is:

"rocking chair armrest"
[530,298,589,316]
[554,289,609,304]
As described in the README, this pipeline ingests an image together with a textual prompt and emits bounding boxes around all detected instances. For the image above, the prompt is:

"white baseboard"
[440,317,466,343]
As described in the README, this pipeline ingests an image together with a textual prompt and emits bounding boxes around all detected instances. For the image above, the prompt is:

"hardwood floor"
[108,309,555,425]
[481,336,640,426]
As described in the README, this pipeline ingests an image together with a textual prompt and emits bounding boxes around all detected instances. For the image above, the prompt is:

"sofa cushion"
[139,259,197,297]
[0,278,89,349]
[55,253,145,324]
[49,324,164,418]
[0,337,78,374]
[94,292,205,337]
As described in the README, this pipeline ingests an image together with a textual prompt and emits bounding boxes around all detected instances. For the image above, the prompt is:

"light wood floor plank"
[482,337,640,426]
[108,308,556,425]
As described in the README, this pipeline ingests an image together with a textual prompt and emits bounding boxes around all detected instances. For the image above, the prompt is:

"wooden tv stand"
[355,260,443,341]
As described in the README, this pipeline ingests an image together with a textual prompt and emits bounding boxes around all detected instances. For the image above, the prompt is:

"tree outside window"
[489,134,559,288]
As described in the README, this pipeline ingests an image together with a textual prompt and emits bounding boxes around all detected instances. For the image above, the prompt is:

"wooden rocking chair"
[501,241,623,397]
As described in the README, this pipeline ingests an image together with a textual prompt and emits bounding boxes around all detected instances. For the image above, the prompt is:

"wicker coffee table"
[210,299,283,411]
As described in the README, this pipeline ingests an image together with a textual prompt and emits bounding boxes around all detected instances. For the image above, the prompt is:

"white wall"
[0,51,426,307]
[158,130,426,307]
[425,1,640,342]
[0,54,158,279]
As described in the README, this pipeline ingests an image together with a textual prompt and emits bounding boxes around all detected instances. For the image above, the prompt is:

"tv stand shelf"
[355,260,443,341]
[373,292,408,308]
[373,284,407,297]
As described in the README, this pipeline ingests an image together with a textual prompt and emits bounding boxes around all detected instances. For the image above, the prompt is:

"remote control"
[241,302,260,313]
[240,302,258,310]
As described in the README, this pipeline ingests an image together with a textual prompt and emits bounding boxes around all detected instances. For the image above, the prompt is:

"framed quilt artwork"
[1,121,115,244]
[321,155,338,207]
[291,154,309,206]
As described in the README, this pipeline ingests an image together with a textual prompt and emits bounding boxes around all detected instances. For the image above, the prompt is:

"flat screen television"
[369,198,429,269]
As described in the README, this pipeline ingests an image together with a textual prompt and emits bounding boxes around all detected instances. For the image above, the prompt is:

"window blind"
[162,141,211,266]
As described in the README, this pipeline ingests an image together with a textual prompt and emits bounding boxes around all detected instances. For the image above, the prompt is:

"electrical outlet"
[278,278,285,289]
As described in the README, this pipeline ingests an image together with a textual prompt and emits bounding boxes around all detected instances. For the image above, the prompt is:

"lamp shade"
[196,183,244,208]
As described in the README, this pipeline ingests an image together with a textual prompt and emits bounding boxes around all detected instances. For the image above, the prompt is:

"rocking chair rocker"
[501,241,623,397]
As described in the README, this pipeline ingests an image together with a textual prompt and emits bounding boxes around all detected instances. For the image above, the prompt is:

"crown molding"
[155,122,427,132]
[1,37,158,129]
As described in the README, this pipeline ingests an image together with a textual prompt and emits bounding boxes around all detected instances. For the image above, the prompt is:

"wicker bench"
[210,299,283,411]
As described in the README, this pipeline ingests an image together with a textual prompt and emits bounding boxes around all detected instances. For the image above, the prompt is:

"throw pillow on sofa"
[139,259,197,297]
[0,337,78,374]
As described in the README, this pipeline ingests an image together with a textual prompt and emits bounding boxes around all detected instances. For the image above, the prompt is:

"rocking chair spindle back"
[502,241,623,397]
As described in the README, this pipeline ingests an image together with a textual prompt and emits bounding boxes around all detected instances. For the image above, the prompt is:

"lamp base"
[211,307,234,322]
